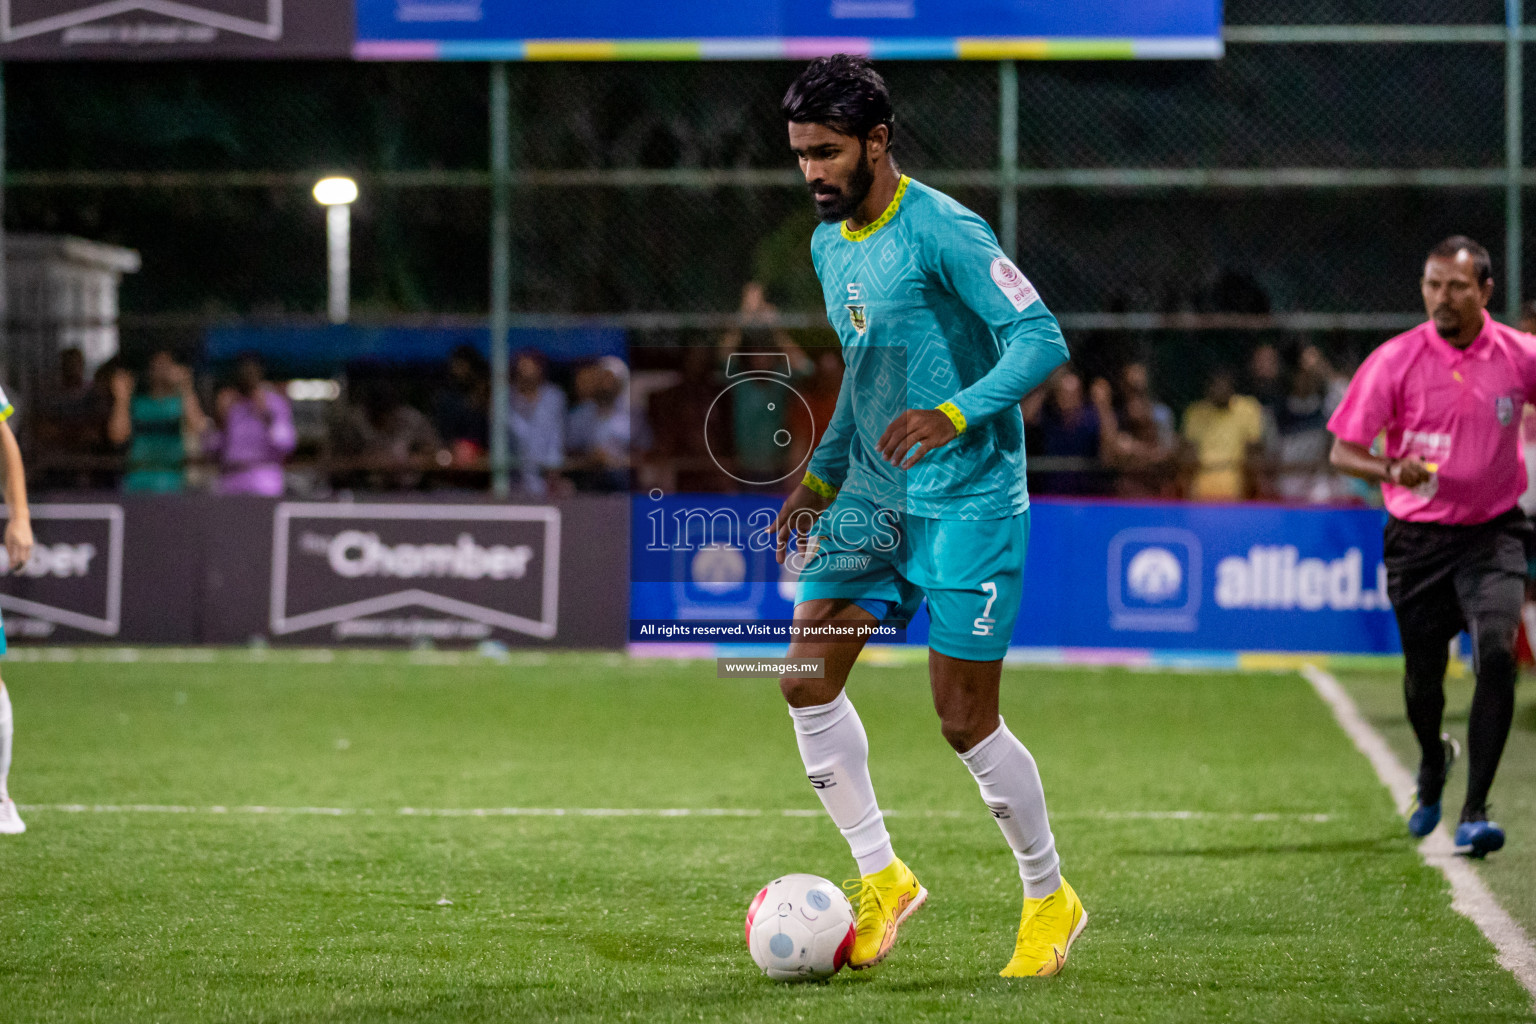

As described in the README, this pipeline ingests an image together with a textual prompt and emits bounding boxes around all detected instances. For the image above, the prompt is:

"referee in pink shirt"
[1328,236,1536,857]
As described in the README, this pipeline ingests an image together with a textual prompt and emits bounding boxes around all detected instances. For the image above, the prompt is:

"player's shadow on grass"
[1125,833,1402,860]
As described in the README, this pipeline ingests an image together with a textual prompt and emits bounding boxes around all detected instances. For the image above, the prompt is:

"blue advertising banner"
[630,495,1401,655]
[356,0,1223,61]
[205,324,626,375]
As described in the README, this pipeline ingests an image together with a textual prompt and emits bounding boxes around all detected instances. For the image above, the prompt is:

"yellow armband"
[801,472,839,500]
[935,401,967,435]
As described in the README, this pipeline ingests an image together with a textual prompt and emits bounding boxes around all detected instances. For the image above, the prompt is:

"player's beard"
[1432,306,1463,338]
[810,147,876,224]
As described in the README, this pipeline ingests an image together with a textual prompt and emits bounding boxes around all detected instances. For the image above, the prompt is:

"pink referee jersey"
[1328,311,1536,524]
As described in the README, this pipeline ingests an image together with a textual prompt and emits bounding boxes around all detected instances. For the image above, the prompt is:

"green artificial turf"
[0,651,1530,1023]
[1335,664,1536,951]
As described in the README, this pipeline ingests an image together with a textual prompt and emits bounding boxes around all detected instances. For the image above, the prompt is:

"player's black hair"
[1428,235,1493,284]
[780,54,895,143]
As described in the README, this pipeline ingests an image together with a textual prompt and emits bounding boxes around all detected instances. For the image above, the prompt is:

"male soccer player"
[766,56,1081,976]
[0,383,34,834]
[1328,235,1536,857]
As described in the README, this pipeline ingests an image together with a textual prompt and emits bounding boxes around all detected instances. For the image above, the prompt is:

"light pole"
[312,176,358,324]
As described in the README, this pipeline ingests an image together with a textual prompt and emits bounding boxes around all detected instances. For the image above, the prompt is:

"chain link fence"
[4,4,1531,495]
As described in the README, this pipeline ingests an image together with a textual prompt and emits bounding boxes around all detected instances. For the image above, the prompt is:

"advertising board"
[0,504,123,640]
[355,0,1223,61]
[0,0,353,59]
[0,496,628,648]
[269,502,560,643]
[630,495,1402,655]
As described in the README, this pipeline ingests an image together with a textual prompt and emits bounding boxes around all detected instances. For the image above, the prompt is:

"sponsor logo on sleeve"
[990,257,1039,313]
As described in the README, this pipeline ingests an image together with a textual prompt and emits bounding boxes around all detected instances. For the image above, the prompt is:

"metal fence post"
[998,60,1019,261]
[489,62,512,497]
[1508,0,1524,322]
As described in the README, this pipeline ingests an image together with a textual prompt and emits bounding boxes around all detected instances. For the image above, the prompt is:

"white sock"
[958,718,1061,899]
[788,691,896,876]
[0,685,12,802]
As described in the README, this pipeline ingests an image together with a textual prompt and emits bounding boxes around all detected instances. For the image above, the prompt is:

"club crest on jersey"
[990,257,1039,312]
[846,304,868,335]
[1497,395,1515,425]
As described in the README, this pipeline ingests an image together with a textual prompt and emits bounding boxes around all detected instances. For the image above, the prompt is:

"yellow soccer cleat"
[999,878,1087,978]
[841,857,928,969]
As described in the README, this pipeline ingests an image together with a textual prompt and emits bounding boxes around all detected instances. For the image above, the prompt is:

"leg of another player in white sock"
[0,682,14,801]
[958,718,1061,898]
[788,690,896,876]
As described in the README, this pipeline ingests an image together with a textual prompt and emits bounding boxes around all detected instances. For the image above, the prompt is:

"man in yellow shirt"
[1182,369,1266,500]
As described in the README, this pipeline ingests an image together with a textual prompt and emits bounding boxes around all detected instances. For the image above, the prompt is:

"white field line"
[1302,665,1536,1004]
[16,803,1335,823]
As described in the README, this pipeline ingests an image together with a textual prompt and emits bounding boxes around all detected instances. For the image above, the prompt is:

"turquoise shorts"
[794,494,1028,661]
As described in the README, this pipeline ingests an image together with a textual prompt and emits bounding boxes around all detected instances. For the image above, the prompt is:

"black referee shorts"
[1383,507,1532,646]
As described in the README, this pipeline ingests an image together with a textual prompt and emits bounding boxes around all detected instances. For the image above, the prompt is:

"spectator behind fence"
[567,356,644,492]
[108,349,207,494]
[204,353,296,497]
[507,350,566,496]
[34,347,113,489]
[1104,392,1181,498]
[327,379,442,491]
[1024,367,1109,495]
[1245,343,1285,496]
[435,344,491,467]
[1520,300,1536,334]
[1521,307,1536,516]
[1182,368,1265,501]
[786,347,844,478]
[1116,361,1175,446]
[1247,343,1286,425]
[645,346,732,492]
[1273,344,1348,503]
[719,282,813,483]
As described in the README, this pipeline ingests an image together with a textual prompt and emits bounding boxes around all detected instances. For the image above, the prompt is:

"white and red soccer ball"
[745,873,856,982]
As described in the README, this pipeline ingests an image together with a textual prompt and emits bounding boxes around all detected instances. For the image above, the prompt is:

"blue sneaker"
[1454,818,1506,858]
[1407,799,1441,838]
[1407,734,1459,839]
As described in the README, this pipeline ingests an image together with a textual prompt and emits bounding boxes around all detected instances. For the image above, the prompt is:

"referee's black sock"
[1461,621,1518,822]
[1401,635,1450,804]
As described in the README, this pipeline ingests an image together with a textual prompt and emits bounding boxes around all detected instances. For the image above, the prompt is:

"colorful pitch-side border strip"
[0,644,1411,676]
[352,36,1223,62]
[626,643,1409,674]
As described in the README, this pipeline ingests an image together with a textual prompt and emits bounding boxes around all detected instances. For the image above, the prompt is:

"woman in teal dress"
[107,350,208,493]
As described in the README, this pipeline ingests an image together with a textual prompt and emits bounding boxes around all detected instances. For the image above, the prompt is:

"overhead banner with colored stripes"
[354,0,1223,61]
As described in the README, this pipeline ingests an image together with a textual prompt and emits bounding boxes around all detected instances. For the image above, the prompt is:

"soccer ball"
[745,873,856,982]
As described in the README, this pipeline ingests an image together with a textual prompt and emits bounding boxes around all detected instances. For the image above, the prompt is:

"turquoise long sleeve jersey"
[802,175,1070,521]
